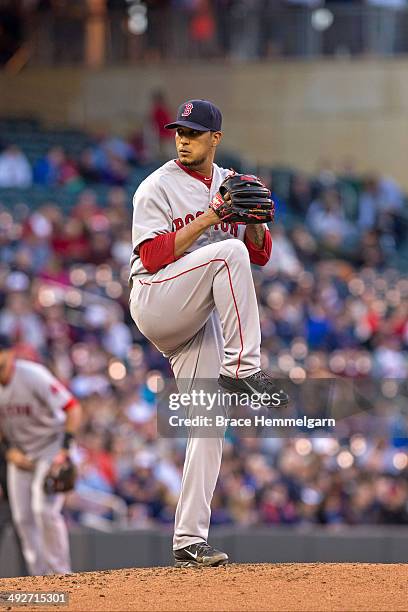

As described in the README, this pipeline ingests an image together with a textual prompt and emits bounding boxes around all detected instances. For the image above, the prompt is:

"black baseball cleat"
[218,370,289,408]
[173,542,229,568]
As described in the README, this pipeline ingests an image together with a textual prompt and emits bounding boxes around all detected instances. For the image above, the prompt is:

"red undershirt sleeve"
[244,228,272,266]
[63,398,80,411]
[139,232,177,273]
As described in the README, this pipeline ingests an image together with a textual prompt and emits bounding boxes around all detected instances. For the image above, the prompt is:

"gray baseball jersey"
[0,359,74,459]
[130,160,246,279]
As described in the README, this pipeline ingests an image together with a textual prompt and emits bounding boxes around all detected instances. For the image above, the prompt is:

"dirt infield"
[0,563,407,612]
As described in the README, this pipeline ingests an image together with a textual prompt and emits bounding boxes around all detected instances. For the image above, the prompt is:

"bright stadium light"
[127,1,148,35]
[311,9,334,32]
[128,3,146,17]
[128,13,148,35]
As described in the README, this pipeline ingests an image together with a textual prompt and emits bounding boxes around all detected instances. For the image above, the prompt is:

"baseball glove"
[209,173,274,224]
[43,458,76,494]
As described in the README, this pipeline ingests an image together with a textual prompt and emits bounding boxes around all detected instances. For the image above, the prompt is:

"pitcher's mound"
[1,563,407,611]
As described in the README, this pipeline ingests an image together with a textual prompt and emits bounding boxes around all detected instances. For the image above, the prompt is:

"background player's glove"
[209,173,274,224]
[43,457,76,494]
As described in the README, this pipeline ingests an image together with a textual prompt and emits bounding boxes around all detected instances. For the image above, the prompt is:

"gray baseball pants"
[7,457,71,575]
[130,238,261,550]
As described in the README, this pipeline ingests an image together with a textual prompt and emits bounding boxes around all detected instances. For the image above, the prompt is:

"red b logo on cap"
[182,103,193,117]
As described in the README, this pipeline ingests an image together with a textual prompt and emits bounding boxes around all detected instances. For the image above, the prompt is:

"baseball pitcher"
[129,99,289,567]
[0,335,81,575]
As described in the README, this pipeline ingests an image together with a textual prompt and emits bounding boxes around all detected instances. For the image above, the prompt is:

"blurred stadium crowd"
[0,112,407,529]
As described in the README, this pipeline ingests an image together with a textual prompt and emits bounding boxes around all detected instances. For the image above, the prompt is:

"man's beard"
[179,155,207,169]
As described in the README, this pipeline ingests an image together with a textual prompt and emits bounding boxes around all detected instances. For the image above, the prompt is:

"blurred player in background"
[0,335,81,575]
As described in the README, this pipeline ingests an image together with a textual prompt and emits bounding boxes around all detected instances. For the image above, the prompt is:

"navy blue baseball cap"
[165,99,222,132]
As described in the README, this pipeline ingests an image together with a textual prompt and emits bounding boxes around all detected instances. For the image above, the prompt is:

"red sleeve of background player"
[244,229,272,266]
[139,232,177,274]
